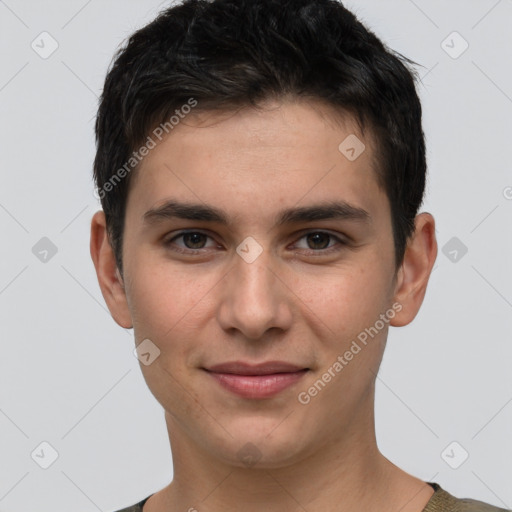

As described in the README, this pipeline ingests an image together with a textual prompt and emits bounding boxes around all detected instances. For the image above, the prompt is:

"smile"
[203,361,309,399]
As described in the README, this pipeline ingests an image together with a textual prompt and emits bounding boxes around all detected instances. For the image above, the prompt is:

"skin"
[91,98,438,512]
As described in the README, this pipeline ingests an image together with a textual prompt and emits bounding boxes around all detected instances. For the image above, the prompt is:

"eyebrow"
[142,199,371,227]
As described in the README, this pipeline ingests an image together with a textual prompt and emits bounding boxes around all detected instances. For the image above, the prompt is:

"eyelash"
[163,230,348,256]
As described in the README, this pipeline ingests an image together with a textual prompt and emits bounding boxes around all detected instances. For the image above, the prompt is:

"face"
[106,99,409,468]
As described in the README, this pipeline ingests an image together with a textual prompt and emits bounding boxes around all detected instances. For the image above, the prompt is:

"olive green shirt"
[112,483,511,511]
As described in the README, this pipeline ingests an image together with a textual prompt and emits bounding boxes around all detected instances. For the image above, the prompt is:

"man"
[90,0,509,510]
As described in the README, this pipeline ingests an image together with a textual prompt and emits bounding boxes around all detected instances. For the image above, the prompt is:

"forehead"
[126,98,385,225]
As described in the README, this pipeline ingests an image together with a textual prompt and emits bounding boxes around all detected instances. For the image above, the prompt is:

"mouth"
[203,361,309,399]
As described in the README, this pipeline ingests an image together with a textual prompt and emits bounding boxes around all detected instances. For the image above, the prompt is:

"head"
[91,0,437,469]
[94,0,427,277]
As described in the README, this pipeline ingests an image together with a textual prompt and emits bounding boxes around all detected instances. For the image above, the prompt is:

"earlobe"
[390,213,438,327]
[90,211,133,329]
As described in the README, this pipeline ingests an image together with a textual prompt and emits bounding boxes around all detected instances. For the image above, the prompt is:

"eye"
[163,230,347,256]
[292,231,346,254]
[163,230,219,253]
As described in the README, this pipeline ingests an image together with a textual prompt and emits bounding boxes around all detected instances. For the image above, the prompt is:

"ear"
[90,210,133,329]
[390,212,437,327]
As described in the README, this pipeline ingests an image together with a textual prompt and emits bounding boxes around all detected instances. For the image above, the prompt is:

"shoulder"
[110,495,152,512]
[453,497,511,512]
[425,483,511,512]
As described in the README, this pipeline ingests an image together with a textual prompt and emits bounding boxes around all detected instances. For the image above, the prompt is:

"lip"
[204,361,309,399]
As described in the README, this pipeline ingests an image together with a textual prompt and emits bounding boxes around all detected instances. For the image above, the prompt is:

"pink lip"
[204,361,308,399]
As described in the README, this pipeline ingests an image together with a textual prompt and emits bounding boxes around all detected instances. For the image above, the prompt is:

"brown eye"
[164,231,219,254]
[293,231,347,255]
[181,232,208,249]
[305,232,331,250]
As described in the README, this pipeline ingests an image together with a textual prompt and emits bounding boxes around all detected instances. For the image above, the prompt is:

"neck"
[149,391,433,512]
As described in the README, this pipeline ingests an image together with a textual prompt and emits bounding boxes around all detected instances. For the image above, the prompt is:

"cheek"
[126,261,213,408]
[125,256,214,339]
[292,260,391,338]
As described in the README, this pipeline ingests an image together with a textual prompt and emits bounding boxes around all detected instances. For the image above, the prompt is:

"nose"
[216,244,293,341]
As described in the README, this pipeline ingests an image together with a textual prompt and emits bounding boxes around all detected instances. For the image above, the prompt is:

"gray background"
[0,0,511,511]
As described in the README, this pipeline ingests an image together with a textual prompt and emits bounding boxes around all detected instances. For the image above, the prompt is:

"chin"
[210,420,312,470]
